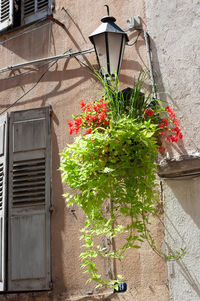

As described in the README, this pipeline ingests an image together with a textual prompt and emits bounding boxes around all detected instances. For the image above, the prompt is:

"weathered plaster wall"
[163,179,200,301]
[0,1,168,300]
[145,0,200,156]
[145,0,200,300]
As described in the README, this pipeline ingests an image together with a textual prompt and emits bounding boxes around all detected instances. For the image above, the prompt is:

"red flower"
[91,115,97,122]
[159,119,168,127]
[74,127,79,134]
[173,118,180,126]
[85,128,92,135]
[92,104,100,112]
[67,121,73,127]
[146,109,155,116]
[74,117,82,126]
[99,112,107,121]
[69,128,74,135]
[157,146,166,152]
[165,106,175,118]
[80,100,86,107]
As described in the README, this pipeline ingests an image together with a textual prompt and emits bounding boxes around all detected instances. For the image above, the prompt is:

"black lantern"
[89,6,129,77]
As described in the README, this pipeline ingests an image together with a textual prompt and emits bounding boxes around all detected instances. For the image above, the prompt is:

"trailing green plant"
[60,71,184,288]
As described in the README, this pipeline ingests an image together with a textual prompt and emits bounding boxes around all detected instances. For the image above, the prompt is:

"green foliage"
[60,71,185,288]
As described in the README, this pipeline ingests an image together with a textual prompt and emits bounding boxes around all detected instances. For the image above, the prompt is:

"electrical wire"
[0,49,72,81]
[0,63,48,81]
[126,30,142,46]
[0,69,36,81]
[0,48,95,115]
[0,18,53,45]
[73,56,94,72]
[0,48,95,74]
[0,50,69,116]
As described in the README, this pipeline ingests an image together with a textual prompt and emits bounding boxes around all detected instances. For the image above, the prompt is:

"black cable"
[126,30,142,46]
[73,56,94,72]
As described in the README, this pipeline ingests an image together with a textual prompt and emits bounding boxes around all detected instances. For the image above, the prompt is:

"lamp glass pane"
[108,33,124,76]
[92,34,108,75]
[117,35,126,76]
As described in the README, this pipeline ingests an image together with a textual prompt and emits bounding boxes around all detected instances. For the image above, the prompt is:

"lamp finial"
[104,5,110,16]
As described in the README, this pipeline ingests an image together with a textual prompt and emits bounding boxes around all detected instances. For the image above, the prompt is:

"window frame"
[0,0,53,33]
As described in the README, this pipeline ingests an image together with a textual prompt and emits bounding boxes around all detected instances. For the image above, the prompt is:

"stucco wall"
[145,0,200,300]
[0,1,168,300]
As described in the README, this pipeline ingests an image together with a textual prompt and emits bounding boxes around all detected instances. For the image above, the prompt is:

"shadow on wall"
[149,37,190,157]
[166,178,200,232]
[0,22,53,60]
[164,178,200,297]
[0,56,145,110]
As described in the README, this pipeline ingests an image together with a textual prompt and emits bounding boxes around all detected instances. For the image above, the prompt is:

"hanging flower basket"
[60,72,184,288]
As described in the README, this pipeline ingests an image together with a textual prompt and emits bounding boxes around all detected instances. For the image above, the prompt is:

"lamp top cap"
[101,16,116,23]
[88,4,129,43]
[102,5,116,23]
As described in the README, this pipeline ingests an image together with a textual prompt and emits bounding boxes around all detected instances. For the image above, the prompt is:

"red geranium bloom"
[80,100,86,107]
[74,117,82,126]
[165,106,175,118]
[91,115,97,122]
[144,109,155,116]
[85,128,92,135]
[69,128,74,135]
[67,121,73,127]
[99,112,107,121]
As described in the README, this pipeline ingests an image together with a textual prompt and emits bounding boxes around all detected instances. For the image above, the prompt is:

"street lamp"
[89,5,129,77]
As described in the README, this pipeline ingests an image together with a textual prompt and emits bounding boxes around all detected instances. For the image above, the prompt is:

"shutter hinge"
[49,205,55,213]
[49,281,53,289]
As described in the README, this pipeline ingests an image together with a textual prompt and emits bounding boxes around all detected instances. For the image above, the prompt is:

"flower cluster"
[159,106,183,143]
[67,99,110,135]
[143,105,183,151]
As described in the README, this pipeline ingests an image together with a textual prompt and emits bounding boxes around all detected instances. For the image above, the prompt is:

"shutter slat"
[13,176,45,183]
[13,184,45,193]
[38,0,48,10]
[22,0,52,25]
[8,107,51,291]
[0,0,13,31]
[13,181,45,188]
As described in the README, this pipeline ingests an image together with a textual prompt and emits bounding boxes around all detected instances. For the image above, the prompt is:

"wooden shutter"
[21,0,52,25]
[0,0,13,31]
[8,107,51,291]
[0,113,8,291]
